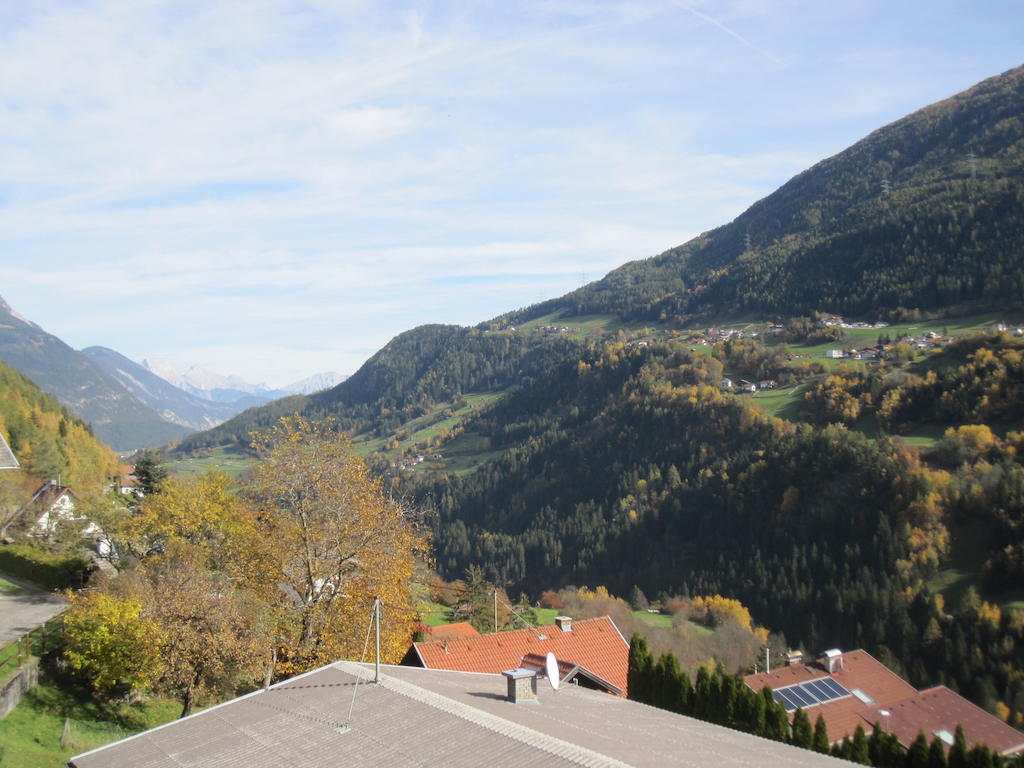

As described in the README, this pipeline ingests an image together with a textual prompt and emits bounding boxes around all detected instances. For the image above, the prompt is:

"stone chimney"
[554,616,572,632]
[503,668,538,703]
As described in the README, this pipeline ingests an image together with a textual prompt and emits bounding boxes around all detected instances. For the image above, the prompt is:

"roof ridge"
[415,615,617,648]
[338,662,630,768]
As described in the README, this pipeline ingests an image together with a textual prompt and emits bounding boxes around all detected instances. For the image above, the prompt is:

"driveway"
[0,572,67,647]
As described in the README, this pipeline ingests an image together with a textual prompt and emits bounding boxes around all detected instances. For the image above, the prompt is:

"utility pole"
[373,596,381,684]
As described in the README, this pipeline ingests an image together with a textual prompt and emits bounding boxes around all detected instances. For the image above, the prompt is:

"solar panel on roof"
[790,686,816,708]
[820,678,850,698]
[805,680,834,702]
[772,690,797,712]
[772,678,851,711]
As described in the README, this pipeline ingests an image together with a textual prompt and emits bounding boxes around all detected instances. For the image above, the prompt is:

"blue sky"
[0,0,1021,386]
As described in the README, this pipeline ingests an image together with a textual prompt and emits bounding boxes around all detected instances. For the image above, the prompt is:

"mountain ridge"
[492,63,1024,328]
[176,64,1024,458]
[0,297,191,451]
[81,347,243,431]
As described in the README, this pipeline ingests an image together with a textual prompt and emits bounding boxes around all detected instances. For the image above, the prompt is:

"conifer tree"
[927,737,948,768]
[812,713,830,753]
[694,666,713,720]
[719,670,738,727]
[852,725,871,765]
[948,725,969,768]
[965,744,993,768]
[677,666,694,716]
[791,707,813,748]
[654,652,685,713]
[627,634,653,703]
[761,687,789,743]
[907,732,930,768]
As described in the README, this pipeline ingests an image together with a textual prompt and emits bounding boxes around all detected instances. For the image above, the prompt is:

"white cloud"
[0,0,1020,385]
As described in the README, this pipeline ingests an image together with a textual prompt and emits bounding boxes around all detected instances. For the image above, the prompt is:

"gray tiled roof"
[71,663,847,768]
[0,432,18,470]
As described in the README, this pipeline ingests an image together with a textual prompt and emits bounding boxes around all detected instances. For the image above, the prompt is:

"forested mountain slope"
[175,325,582,453]
[0,359,121,489]
[0,297,190,450]
[407,334,1024,719]
[496,64,1024,326]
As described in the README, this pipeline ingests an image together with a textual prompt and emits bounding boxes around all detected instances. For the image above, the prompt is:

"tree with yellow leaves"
[246,416,429,676]
[62,591,163,699]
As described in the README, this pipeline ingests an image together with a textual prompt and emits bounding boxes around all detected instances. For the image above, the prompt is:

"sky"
[0,1,1021,387]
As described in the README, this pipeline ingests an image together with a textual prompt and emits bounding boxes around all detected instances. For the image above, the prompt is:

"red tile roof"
[880,687,1024,756]
[745,650,1024,755]
[423,622,480,640]
[410,616,629,695]
[518,652,623,695]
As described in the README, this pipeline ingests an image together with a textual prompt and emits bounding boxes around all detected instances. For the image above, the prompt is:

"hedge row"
[0,544,92,591]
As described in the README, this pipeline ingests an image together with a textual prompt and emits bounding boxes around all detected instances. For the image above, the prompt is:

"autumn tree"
[116,470,269,582]
[245,417,428,675]
[64,471,275,714]
[62,591,163,699]
[131,543,273,717]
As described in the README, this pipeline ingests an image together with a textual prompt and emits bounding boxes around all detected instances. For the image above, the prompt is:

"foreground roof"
[0,432,17,469]
[71,662,847,768]
[745,649,1024,755]
[410,615,629,694]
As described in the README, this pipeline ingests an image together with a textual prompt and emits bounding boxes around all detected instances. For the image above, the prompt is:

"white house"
[25,482,111,556]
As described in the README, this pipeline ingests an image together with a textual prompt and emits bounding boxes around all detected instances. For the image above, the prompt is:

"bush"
[0,544,92,590]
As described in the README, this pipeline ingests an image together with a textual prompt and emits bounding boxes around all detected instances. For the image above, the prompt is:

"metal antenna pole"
[374,597,381,684]
[765,647,771,674]
[493,589,498,632]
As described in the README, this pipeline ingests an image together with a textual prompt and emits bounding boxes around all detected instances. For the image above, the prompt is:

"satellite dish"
[545,652,560,691]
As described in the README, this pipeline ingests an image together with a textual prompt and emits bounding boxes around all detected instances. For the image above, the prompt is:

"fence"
[0,625,45,720]
[58,716,130,754]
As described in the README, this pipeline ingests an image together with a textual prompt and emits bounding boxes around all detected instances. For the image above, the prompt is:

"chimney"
[786,650,804,667]
[823,648,844,674]
[554,616,572,632]
[502,668,538,703]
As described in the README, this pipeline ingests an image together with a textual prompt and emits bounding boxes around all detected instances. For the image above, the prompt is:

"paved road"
[0,572,67,646]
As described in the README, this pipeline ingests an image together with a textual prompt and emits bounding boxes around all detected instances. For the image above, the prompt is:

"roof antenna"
[373,596,381,684]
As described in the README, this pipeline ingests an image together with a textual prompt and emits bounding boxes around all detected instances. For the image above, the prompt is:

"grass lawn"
[750,384,808,422]
[513,311,671,341]
[164,446,254,479]
[0,680,181,768]
[634,610,673,628]
[0,577,28,597]
[632,611,715,635]
[929,521,989,609]
[533,608,559,626]
[895,423,947,448]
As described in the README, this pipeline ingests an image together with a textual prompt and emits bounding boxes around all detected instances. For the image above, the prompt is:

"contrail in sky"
[673,2,785,65]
